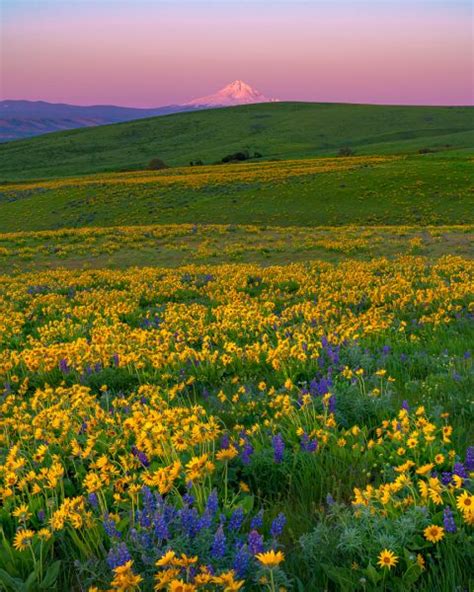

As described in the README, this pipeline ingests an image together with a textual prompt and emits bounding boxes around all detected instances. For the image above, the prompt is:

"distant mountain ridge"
[0,81,277,142]
[0,100,194,142]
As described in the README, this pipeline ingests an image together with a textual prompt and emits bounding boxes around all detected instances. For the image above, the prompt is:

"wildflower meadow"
[0,251,472,591]
[2,2,473,589]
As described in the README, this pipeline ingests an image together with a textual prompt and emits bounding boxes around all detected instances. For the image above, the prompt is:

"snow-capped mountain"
[186,80,278,107]
[1,81,278,142]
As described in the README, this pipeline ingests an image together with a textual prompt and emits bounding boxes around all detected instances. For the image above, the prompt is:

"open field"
[0,224,473,274]
[0,103,473,591]
[0,238,473,591]
[0,155,473,232]
[1,102,473,181]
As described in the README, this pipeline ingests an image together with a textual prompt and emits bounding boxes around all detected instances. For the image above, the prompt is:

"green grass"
[1,224,472,274]
[0,155,473,232]
[1,102,473,181]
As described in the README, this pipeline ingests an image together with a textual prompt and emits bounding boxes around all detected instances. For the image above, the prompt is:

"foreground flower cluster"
[0,256,472,591]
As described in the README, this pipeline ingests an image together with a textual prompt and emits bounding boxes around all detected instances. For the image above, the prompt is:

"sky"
[1,0,473,107]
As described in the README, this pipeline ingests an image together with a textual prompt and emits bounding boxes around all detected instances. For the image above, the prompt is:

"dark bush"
[147,158,169,170]
[418,147,435,154]
[338,146,355,156]
[221,150,250,163]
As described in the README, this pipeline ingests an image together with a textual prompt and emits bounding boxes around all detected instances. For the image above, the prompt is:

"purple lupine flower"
[112,353,120,367]
[465,447,474,471]
[453,462,468,479]
[441,472,453,486]
[153,513,169,540]
[37,509,46,522]
[250,510,263,531]
[163,504,176,525]
[206,490,219,516]
[310,376,333,397]
[272,433,285,463]
[229,508,244,532]
[211,525,226,559]
[300,433,318,453]
[233,544,250,578]
[129,527,139,545]
[270,513,286,538]
[183,482,195,506]
[206,564,216,576]
[59,358,70,374]
[131,446,149,467]
[328,395,336,413]
[326,493,335,506]
[107,542,131,569]
[197,510,213,531]
[183,492,195,506]
[241,440,254,465]
[327,347,340,365]
[401,400,410,411]
[103,515,121,539]
[248,530,264,554]
[443,507,457,533]
[138,509,151,529]
[142,486,156,514]
[220,433,230,449]
[138,532,152,550]
[180,506,199,538]
[87,493,98,510]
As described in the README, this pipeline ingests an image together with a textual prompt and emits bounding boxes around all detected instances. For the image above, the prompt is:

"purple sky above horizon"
[1,0,473,107]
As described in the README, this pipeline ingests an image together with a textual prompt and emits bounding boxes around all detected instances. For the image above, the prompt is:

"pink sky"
[1,1,472,106]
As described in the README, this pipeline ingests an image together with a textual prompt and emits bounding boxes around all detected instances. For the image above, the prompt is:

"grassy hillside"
[1,102,473,181]
[0,155,473,232]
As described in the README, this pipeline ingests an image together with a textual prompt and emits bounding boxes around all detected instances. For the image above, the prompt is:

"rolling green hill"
[1,102,473,181]
[0,155,472,232]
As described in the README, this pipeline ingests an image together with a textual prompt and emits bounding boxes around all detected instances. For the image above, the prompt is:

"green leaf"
[25,569,40,592]
[321,563,357,590]
[239,495,254,513]
[40,560,61,590]
[365,562,382,584]
[0,568,26,592]
[402,564,423,587]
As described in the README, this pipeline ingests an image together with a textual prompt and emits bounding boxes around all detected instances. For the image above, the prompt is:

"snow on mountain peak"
[186,80,278,107]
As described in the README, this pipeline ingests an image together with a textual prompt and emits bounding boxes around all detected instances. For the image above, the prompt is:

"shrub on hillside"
[147,158,169,170]
[338,146,355,156]
[220,151,263,164]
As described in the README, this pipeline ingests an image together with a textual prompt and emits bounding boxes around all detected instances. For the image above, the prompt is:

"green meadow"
[0,155,473,232]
